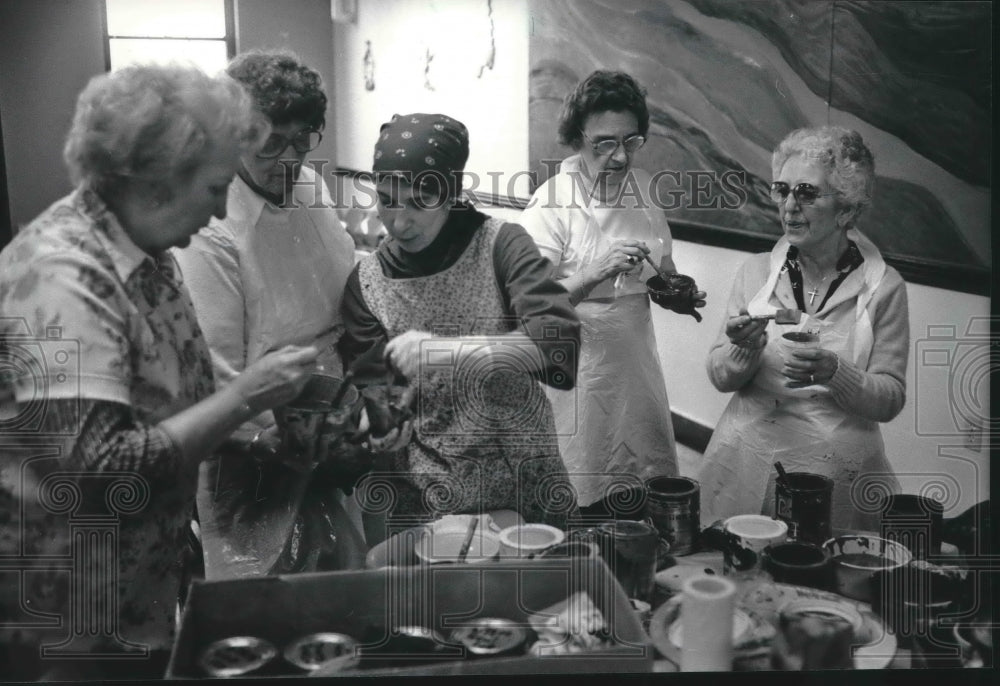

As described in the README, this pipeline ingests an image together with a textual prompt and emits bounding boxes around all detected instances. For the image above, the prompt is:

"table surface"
[647,546,969,671]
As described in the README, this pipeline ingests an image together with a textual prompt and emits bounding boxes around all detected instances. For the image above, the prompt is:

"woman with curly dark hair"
[521,70,705,517]
[174,51,368,579]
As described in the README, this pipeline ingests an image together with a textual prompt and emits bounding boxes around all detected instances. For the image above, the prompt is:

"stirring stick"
[457,517,479,563]
[643,253,670,281]
[329,371,355,408]
[775,461,789,486]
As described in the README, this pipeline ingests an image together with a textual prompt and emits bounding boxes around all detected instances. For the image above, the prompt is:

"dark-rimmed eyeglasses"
[769,182,838,206]
[256,129,323,159]
[581,131,646,156]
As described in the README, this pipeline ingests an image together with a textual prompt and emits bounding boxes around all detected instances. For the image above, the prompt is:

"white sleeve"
[518,179,568,269]
[172,231,246,387]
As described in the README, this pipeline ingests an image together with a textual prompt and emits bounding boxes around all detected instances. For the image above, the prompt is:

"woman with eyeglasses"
[0,63,318,680]
[520,70,705,518]
[697,126,908,531]
[173,51,368,580]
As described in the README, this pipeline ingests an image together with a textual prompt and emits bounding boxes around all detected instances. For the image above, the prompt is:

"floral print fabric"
[0,188,214,660]
[355,218,575,527]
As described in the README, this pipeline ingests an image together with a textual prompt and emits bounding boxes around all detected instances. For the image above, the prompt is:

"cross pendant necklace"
[807,286,822,305]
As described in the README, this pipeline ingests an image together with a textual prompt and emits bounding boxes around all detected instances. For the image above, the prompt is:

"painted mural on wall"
[527,0,990,285]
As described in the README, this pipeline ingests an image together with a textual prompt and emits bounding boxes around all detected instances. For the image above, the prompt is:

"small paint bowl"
[822,535,912,603]
[414,529,500,564]
[497,524,565,558]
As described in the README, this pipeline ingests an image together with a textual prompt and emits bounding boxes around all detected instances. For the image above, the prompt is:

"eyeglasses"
[256,129,323,159]
[769,182,838,206]
[581,131,646,156]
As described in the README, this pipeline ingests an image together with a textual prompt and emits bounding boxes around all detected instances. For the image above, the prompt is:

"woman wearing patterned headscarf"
[339,113,581,540]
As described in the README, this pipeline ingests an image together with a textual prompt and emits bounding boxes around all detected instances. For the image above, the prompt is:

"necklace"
[806,274,831,305]
[784,241,864,313]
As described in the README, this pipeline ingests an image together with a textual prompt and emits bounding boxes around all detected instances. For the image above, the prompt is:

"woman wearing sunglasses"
[521,71,705,518]
[698,126,909,531]
[173,51,367,580]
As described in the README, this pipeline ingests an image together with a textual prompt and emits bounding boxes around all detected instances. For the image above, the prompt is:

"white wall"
[332,0,531,196]
[333,0,991,517]
[234,0,339,168]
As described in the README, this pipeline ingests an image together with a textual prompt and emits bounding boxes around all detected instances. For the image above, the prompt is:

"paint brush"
[775,461,789,487]
[643,253,670,281]
[750,308,802,325]
[457,517,479,563]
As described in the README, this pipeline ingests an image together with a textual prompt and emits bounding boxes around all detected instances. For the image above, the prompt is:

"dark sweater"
[338,204,580,390]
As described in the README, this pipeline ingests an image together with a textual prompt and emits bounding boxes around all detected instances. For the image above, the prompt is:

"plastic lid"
[724,515,788,539]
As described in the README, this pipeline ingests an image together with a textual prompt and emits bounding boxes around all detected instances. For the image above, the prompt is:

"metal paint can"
[645,476,700,555]
[775,472,833,544]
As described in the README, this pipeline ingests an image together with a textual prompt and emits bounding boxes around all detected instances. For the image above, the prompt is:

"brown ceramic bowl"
[646,273,697,311]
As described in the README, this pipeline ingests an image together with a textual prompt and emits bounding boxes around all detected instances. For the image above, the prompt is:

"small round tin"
[388,625,447,652]
[357,625,448,668]
[198,636,277,677]
[451,618,528,657]
[283,632,359,673]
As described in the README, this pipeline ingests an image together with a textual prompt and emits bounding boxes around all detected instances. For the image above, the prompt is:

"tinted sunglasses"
[769,182,838,206]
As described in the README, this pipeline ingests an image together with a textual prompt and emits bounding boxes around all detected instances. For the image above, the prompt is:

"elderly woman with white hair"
[697,126,909,532]
[0,64,317,679]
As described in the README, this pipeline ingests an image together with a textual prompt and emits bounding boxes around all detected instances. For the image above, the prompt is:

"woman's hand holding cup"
[782,344,839,388]
[231,344,319,414]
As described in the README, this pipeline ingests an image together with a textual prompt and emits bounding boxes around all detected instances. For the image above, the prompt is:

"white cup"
[722,515,788,577]
[680,574,738,671]
[497,524,564,558]
[778,331,820,360]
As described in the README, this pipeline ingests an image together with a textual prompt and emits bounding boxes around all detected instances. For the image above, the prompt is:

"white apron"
[698,230,899,531]
[244,202,350,372]
[545,165,678,508]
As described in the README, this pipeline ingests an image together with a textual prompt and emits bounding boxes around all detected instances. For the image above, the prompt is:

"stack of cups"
[680,574,737,671]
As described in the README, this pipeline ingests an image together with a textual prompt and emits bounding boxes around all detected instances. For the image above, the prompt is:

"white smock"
[521,156,678,507]
[174,168,366,578]
[698,230,900,532]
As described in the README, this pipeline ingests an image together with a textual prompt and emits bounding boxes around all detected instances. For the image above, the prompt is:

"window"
[103,0,234,74]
